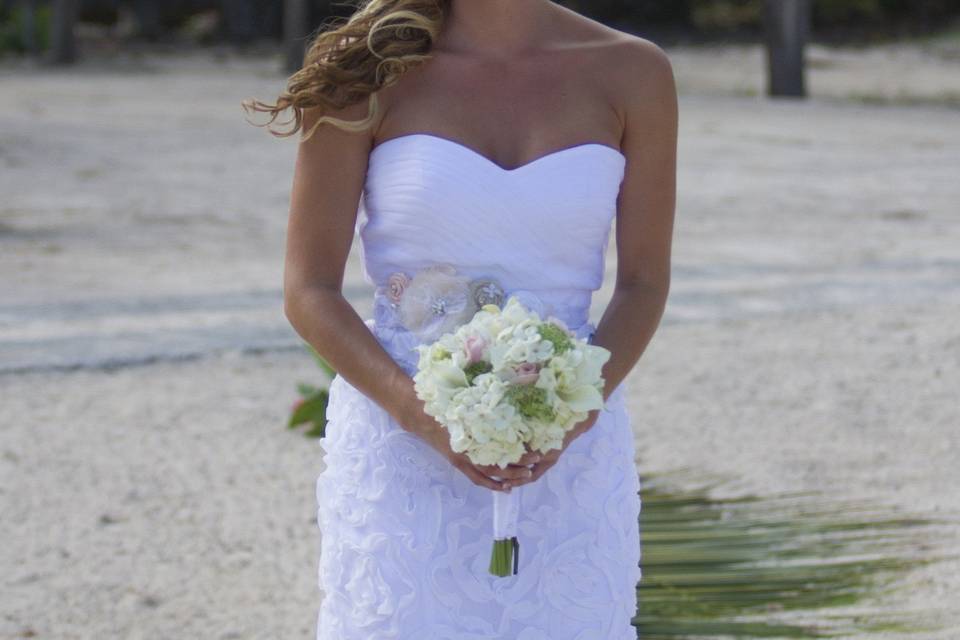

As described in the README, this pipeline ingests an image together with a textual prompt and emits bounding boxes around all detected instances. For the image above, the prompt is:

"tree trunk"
[284,0,311,73]
[133,0,162,40]
[21,0,40,56]
[222,0,258,43]
[763,0,811,97]
[48,0,79,64]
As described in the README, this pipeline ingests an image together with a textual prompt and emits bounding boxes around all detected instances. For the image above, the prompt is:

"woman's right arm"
[281,101,532,491]
[282,101,415,433]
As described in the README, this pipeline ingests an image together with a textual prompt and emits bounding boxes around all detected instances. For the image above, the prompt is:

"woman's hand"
[486,409,601,487]
[399,395,542,493]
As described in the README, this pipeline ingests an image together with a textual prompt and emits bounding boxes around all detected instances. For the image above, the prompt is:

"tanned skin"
[283,0,678,492]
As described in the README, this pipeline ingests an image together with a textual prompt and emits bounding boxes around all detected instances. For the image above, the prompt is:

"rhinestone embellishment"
[379,264,508,341]
[472,280,504,307]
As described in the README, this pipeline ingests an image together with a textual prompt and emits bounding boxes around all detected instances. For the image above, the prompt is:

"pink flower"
[386,272,410,304]
[512,362,540,385]
[464,335,487,363]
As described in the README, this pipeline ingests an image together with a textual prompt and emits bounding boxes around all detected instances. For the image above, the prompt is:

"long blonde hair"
[242,0,450,141]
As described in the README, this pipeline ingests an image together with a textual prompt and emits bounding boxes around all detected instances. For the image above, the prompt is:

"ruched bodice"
[356,133,627,333]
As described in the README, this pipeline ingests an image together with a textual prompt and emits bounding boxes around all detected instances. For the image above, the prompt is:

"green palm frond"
[633,471,957,638]
[289,354,956,635]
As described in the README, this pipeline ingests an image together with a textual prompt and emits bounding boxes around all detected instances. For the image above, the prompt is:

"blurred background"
[1,1,959,638]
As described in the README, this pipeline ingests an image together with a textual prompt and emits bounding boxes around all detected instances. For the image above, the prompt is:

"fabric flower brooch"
[382,263,505,343]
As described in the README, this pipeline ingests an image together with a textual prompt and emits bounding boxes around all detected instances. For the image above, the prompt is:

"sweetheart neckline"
[368,132,626,174]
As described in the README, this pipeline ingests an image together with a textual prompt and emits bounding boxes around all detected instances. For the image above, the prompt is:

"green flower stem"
[489,538,517,577]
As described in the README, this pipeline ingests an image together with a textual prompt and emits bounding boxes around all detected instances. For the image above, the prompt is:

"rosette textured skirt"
[316,364,641,639]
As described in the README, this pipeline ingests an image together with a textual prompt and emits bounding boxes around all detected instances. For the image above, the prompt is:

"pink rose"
[464,335,487,363]
[387,272,410,304]
[512,362,540,385]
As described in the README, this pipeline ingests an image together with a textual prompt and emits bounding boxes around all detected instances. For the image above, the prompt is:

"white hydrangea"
[412,295,611,468]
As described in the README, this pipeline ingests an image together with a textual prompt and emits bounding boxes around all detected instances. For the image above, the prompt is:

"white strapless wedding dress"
[315,132,642,639]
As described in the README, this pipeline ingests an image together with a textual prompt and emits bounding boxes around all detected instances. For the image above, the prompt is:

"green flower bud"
[505,384,556,422]
[463,360,493,385]
[538,322,574,355]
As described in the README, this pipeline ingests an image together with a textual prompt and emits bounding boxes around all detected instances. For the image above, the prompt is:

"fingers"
[457,450,560,491]
[471,449,561,488]
[457,461,510,492]
[472,450,542,478]
[529,457,557,482]
[476,463,533,482]
[513,450,543,467]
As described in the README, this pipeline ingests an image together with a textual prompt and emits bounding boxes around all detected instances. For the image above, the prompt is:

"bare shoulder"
[609,38,677,141]
[605,35,674,88]
[552,3,672,73]
[591,32,676,122]
[550,6,677,127]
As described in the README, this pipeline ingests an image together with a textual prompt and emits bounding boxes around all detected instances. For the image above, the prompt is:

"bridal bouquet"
[394,264,611,577]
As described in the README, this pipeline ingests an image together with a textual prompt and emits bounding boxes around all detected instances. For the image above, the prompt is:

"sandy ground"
[1,40,959,638]
[669,40,960,107]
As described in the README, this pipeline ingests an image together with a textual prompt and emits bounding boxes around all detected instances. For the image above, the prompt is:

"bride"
[246,0,676,637]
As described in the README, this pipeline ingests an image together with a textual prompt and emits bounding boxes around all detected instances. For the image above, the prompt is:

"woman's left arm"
[521,39,678,484]
[592,38,678,401]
